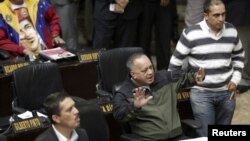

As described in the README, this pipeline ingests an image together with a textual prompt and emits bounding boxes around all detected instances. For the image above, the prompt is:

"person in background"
[170,0,180,46]
[225,0,250,93]
[78,0,94,47]
[168,0,245,136]
[35,91,89,141]
[93,0,142,50]
[185,0,206,27]
[49,0,80,52]
[0,0,64,60]
[113,53,205,141]
[138,0,174,70]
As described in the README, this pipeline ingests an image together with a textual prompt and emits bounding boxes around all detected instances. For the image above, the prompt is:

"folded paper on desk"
[17,111,47,119]
[40,47,76,61]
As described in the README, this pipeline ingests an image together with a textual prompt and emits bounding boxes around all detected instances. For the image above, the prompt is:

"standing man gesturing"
[168,0,245,137]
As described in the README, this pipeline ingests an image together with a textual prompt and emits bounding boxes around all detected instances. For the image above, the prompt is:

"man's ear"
[130,71,134,77]
[52,114,60,124]
[130,71,136,79]
[204,12,208,20]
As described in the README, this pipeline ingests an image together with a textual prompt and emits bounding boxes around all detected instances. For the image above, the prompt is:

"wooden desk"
[0,61,98,117]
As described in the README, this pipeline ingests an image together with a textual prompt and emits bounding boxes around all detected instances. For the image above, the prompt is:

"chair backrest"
[12,62,64,111]
[77,100,109,141]
[97,47,144,93]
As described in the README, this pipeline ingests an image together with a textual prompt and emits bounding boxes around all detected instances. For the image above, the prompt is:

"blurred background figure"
[138,0,177,70]
[185,0,206,27]
[78,0,94,48]
[49,0,80,51]
[93,0,142,50]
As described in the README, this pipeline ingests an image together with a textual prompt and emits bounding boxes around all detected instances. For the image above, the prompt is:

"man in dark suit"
[35,91,89,141]
[93,0,142,49]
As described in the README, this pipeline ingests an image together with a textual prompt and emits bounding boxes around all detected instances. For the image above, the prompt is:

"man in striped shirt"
[168,0,245,137]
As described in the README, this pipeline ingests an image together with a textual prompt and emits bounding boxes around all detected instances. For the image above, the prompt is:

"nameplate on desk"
[77,50,99,63]
[12,117,44,134]
[1,61,30,75]
[177,91,190,101]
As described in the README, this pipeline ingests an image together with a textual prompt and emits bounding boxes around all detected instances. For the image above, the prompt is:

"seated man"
[113,53,205,141]
[35,91,89,141]
[0,0,65,60]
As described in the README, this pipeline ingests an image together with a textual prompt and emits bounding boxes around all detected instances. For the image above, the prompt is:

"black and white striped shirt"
[168,19,245,91]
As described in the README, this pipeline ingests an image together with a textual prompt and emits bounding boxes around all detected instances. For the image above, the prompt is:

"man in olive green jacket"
[113,53,205,141]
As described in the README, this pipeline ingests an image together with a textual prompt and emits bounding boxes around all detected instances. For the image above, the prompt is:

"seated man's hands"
[133,87,153,109]
[110,0,129,14]
[113,4,125,14]
[195,67,205,85]
[115,0,129,8]
[52,36,65,46]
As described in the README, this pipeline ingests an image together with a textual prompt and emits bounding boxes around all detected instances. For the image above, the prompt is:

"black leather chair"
[11,62,64,114]
[0,116,11,135]
[96,47,144,101]
[77,100,110,141]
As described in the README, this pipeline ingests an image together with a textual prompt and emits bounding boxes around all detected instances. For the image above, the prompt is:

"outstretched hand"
[195,67,205,85]
[133,87,153,109]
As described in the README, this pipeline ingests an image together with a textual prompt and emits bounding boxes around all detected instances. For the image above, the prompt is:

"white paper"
[17,111,48,119]
[17,111,33,119]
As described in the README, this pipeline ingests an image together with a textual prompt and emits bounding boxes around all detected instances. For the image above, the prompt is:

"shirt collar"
[52,124,79,141]
[200,19,224,37]
[11,2,27,11]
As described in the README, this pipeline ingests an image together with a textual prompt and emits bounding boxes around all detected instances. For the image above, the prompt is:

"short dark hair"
[203,0,225,13]
[126,53,146,71]
[43,91,70,124]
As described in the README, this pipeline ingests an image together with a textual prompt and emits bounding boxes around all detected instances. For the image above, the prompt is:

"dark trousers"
[94,17,138,49]
[138,1,172,70]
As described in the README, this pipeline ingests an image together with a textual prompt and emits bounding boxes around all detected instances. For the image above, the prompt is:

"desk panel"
[0,75,13,116]
[60,61,98,100]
